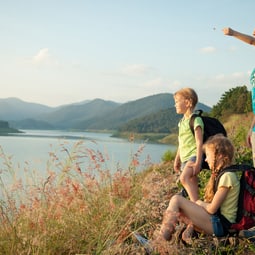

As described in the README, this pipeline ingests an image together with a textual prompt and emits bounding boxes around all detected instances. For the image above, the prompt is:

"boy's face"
[174,94,190,114]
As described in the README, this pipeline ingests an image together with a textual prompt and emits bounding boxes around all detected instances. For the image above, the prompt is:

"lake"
[0,130,176,181]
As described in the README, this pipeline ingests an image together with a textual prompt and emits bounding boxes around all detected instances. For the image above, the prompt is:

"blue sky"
[1,0,255,107]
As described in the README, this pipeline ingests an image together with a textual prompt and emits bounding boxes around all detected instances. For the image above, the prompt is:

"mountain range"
[0,94,211,133]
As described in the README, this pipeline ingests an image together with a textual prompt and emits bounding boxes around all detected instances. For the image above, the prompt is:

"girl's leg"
[182,224,194,244]
[180,163,199,202]
[151,210,178,252]
[172,195,213,233]
[157,195,213,241]
[158,210,178,241]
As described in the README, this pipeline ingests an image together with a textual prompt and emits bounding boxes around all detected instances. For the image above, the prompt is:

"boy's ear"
[185,99,192,107]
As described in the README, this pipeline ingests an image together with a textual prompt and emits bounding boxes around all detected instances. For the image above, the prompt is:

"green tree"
[211,86,252,119]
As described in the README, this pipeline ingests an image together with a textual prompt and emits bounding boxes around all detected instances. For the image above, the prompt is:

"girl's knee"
[168,194,181,208]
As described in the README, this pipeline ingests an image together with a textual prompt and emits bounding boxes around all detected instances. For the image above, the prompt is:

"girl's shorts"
[211,214,225,237]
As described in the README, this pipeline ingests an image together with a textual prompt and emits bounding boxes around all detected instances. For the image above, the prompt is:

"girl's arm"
[222,27,255,46]
[196,186,229,214]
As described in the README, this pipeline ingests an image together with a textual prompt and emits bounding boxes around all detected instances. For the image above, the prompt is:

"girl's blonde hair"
[174,87,198,110]
[203,134,234,202]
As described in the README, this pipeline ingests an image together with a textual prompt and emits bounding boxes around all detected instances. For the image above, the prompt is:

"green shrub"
[161,149,176,162]
[230,124,253,165]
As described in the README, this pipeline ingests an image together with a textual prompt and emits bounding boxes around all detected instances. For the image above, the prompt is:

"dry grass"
[0,137,254,254]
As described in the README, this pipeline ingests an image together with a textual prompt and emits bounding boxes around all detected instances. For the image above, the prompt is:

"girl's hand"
[196,199,203,206]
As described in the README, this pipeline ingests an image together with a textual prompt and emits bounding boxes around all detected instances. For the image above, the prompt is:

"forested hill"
[116,86,252,136]
[0,120,21,134]
[118,107,180,134]
[211,86,252,119]
[2,86,252,134]
[8,93,210,131]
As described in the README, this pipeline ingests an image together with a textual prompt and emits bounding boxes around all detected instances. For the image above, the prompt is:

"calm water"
[0,130,176,180]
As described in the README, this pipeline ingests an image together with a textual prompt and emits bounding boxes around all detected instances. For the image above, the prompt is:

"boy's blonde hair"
[174,87,198,110]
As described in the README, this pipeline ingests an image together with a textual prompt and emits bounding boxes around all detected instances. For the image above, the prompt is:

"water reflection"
[0,130,176,179]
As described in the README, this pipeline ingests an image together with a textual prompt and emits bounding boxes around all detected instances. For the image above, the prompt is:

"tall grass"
[0,139,154,254]
[0,121,255,254]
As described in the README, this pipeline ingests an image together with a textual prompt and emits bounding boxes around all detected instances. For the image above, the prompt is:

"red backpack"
[215,164,255,231]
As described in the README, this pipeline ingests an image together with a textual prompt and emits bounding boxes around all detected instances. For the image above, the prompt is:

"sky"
[1,0,255,107]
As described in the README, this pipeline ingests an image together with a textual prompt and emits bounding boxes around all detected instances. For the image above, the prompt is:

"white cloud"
[229,46,237,51]
[33,48,50,63]
[200,46,216,53]
[143,78,163,87]
[232,71,246,78]
[214,71,248,82]
[121,64,153,76]
[172,80,182,87]
[31,48,59,67]
[215,74,226,81]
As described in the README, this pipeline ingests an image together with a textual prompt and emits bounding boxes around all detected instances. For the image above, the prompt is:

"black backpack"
[189,109,227,169]
[214,164,255,232]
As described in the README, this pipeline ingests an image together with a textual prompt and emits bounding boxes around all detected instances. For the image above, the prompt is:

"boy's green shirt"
[178,116,204,163]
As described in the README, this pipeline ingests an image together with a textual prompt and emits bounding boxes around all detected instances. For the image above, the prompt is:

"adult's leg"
[252,132,255,167]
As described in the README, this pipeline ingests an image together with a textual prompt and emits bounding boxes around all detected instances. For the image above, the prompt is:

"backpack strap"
[189,109,203,135]
[226,165,255,197]
[214,164,252,192]
[214,164,254,215]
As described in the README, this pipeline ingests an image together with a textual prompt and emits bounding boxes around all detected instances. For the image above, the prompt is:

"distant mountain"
[0,97,54,121]
[74,93,176,130]
[0,94,211,132]
[9,118,55,130]
[37,99,120,129]
[72,93,211,131]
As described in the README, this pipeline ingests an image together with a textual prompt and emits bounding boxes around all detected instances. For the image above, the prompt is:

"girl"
[155,134,240,248]
[173,88,204,202]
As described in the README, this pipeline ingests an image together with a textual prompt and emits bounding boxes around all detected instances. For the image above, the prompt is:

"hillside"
[4,93,211,132]
[118,107,180,134]
[118,103,210,134]
[5,88,250,134]
[0,97,54,121]
[73,93,178,130]
[36,98,120,129]
[0,120,21,134]
[40,93,210,131]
